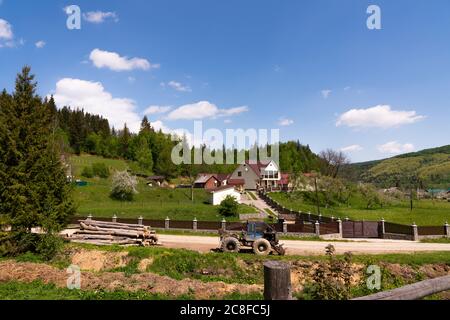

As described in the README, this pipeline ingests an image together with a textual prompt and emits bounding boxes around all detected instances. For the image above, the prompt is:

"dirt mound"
[0,260,262,299]
[290,261,365,291]
[71,249,129,272]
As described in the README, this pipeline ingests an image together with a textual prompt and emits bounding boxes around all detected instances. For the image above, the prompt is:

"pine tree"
[135,135,153,172]
[140,116,153,134]
[0,67,75,243]
[118,123,131,159]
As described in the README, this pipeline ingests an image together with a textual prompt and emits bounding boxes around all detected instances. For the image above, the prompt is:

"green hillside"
[69,154,256,221]
[342,145,450,189]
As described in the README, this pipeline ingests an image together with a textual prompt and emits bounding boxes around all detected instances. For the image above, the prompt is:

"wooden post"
[263,261,292,300]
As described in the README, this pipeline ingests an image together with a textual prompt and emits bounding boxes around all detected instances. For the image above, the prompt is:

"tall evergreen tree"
[0,67,75,241]
[140,116,153,134]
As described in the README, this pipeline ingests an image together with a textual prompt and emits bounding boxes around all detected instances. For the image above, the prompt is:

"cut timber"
[68,219,159,247]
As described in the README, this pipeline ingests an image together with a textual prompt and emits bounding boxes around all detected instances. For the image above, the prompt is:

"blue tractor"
[219,221,285,255]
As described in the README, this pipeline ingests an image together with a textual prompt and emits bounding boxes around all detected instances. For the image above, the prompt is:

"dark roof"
[209,185,237,193]
[194,174,219,184]
[216,173,230,182]
[147,176,166,181]
[243,160,274,175]
[228,178,245,186]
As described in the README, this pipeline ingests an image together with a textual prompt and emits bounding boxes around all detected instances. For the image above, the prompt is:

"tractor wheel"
[253,238,271,255]
[221,237,241,253]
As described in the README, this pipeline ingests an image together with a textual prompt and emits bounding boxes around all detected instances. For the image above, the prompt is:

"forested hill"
[46,100,322,178]
[341,145,450,189]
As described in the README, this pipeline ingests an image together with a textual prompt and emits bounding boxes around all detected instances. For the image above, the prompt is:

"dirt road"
[158,234,450,255]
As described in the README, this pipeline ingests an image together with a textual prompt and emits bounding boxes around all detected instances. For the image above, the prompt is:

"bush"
[218,195,239,217]
[110,170,138,201]
[0,232,63,261]
[302,245,354,300]
[81,166,94,178]
[92,163,110,178]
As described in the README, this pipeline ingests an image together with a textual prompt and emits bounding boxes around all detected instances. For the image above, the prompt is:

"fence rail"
[353,275,450,300]
[259,191,450,240]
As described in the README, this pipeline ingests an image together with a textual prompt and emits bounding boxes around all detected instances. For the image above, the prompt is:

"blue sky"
[1,0,450,162]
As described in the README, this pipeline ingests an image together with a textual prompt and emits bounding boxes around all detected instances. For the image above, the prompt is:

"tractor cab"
[244,222,276,242]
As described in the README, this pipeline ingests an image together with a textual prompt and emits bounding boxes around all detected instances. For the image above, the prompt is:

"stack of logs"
[69,219,159,246]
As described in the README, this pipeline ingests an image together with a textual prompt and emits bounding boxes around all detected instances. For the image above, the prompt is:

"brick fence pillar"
[314,221,320,237]
[165,217,170,230]
[380,218,385,239]
[412,223,419,241]
[112,215,117,223]
[445,222,449,238]
[221,218,227,231]
[337,219,343,238]
[193,218,198,231]
[282,221,288,233]
[138,216,143,226]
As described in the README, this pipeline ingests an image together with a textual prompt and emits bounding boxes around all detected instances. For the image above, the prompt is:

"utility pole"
[314,176,321,215]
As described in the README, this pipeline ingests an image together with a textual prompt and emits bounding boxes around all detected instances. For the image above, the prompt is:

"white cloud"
[0,19,13,40]
[89,48,159,72]
[278,117,294,126]
[167,101,248,121]
[83,11,118,24]
[336,105,425,129]
[377,141,415,154]
[143,105,172,115]
[344,86,351,91]
[35,40,46,48]
[51,78,141,132]
[224,119,232,124]
[127,76,135,83]
[321,89,332,99]
[340,144,363,152]
[167,81,191,92]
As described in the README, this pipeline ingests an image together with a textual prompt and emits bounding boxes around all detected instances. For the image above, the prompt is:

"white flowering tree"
[110,170,138,201]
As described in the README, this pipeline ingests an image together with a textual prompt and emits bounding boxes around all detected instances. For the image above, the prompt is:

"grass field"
[70,154,256,221]
[269,191,450,226]
[2,244,449,300]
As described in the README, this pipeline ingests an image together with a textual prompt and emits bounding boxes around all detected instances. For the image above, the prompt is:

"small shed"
[209,186,241,206]
[147,176,167,187]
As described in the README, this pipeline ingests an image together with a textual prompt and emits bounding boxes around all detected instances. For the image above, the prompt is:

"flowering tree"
[110,170,138,201]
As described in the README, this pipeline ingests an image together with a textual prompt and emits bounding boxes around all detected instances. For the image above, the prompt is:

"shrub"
[110,170,138,201]
[0,232,63,261]
[81,166,94,178]
[218,195,239,217]
[302,245,354,300]
[92,163,110,178]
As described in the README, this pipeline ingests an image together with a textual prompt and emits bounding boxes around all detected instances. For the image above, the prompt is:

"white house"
[209,186,241,206]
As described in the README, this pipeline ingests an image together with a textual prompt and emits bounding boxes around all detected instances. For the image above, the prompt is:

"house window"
[238,171,242,177]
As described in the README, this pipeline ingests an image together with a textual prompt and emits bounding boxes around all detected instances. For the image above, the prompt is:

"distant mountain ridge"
[342,145,450,189]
